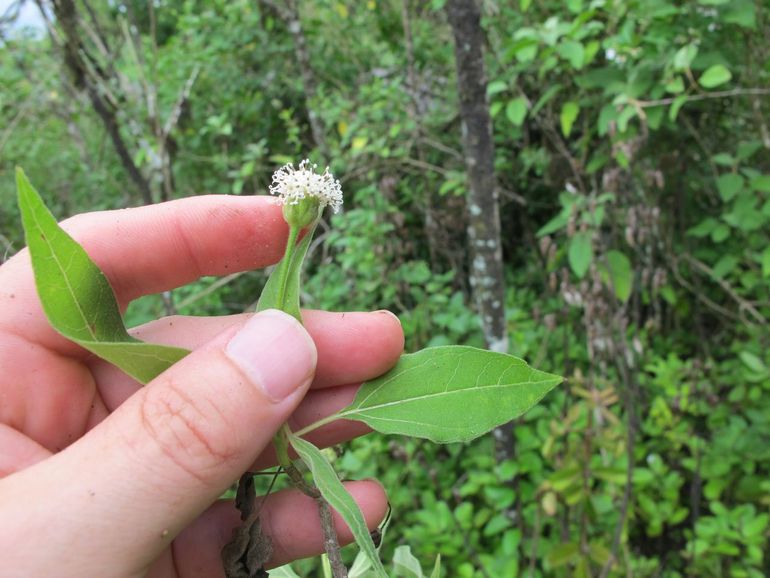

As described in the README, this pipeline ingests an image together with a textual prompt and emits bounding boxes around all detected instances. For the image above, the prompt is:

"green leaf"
[717,173,744,201]
[330,346,562,444]
[760,246,770,277]
[673,44,698,71]
[739,351,766,374]
[687,217,718,238]
[289,435,388,578]
[348,552,372,578]
[712,255,738,279]
[617,105,637,133]
[743,514,769,536]
[487,80,508,96]
[724,0,756,28]
[665,77,685,94]
[568,232,593,278]
[393,545,423,577]
[646,106,664,130]
[589,542,611,566]
[256,222,318,321]
[321,554,332,578]
[270,566,302,578]
[669,94,688,121]
[737,140,762,161]
[531,84,562,117]
[605,250,632,302]
[429,556,441,578]
[750,175,770,193]
[565,0,583,13]
[711,224,730,243]
[505,97,528,126]
[546,542,580,568]
[699,65,732,89]
[597,104,617,136]
[557,40,585,69]
[712,153,736,167]
[560,101,580,137]
[16,168,189,384]
[536,211,569,237]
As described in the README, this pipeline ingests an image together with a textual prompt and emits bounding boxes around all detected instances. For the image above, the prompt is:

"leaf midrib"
[339,376,560,419]
[29,198,98,341]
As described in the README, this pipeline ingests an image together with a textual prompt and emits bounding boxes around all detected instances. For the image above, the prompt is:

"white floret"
[269,159,343,213]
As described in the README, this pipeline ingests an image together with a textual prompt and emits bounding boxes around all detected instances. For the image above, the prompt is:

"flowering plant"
[15,164,561,577]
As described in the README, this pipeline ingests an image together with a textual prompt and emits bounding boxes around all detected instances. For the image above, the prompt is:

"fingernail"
[226,309,317,402]
[375,309,401,324]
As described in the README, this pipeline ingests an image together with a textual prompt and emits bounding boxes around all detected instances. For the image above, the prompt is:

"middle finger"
[90,309,404,411]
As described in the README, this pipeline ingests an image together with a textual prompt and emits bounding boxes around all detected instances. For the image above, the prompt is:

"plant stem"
[268,226,347,577]
[274,424,348,577]
[275,224,301,312]
[293,412,345,437]
[317,497,349,577]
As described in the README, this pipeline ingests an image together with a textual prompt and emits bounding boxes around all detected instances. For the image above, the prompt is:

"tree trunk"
[445,0,508,354]
[446,0,514,467]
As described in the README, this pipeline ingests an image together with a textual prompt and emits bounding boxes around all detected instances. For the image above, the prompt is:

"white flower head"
[269,159,343,214]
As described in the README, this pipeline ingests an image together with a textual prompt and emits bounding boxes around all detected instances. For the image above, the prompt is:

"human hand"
[0,195,404,577]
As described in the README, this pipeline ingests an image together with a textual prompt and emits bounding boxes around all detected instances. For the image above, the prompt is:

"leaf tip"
[15,167,36,207]
[15,166,28,187]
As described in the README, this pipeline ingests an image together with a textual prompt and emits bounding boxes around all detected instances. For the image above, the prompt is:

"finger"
[131,309,404,389]
[0,195,287,354]
[91,309,404,411]
[252,383,371,471]
[0,310,317,577]
[0,328,108,454]
[0,424,52,478]
[165,481,388,577]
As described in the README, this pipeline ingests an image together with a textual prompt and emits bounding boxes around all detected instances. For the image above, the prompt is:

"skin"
[0,195,404,577]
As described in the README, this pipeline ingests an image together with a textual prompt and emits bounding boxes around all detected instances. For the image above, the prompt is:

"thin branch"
[173,272,244,311]
[46,0,154,204]
[598,362,636,578]
[668,257,741,322]
[682,254,767,325]
[0,96,33,155]
[527,505,542,577]
[401,156,450,175]
[0,232,15,263]
[0,0,24,28]
[635,87,770,108]
[419,135,463,160]
[163,65,201,139]
[316,498,348,578]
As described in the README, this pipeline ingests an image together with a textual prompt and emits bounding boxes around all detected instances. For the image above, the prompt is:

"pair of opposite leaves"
[16,168,561,577]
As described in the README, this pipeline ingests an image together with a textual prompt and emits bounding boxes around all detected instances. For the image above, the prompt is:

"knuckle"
[138,379,240,481]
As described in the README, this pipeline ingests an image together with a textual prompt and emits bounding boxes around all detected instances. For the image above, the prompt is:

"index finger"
[0,195,288,353]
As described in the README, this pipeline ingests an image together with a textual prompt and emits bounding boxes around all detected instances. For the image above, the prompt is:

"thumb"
[0,309,316,576]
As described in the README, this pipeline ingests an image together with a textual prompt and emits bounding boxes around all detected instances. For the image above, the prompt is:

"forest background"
[1,0,769,576]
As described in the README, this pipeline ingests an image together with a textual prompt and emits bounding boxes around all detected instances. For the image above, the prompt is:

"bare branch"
[163,65,201,139]
[682,254,767,325]
[636,87,770,108]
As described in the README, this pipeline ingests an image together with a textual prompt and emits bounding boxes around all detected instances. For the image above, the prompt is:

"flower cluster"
[269,159,343,214]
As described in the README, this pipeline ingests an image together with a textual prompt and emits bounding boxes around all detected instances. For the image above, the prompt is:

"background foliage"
[1,0,769,576]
